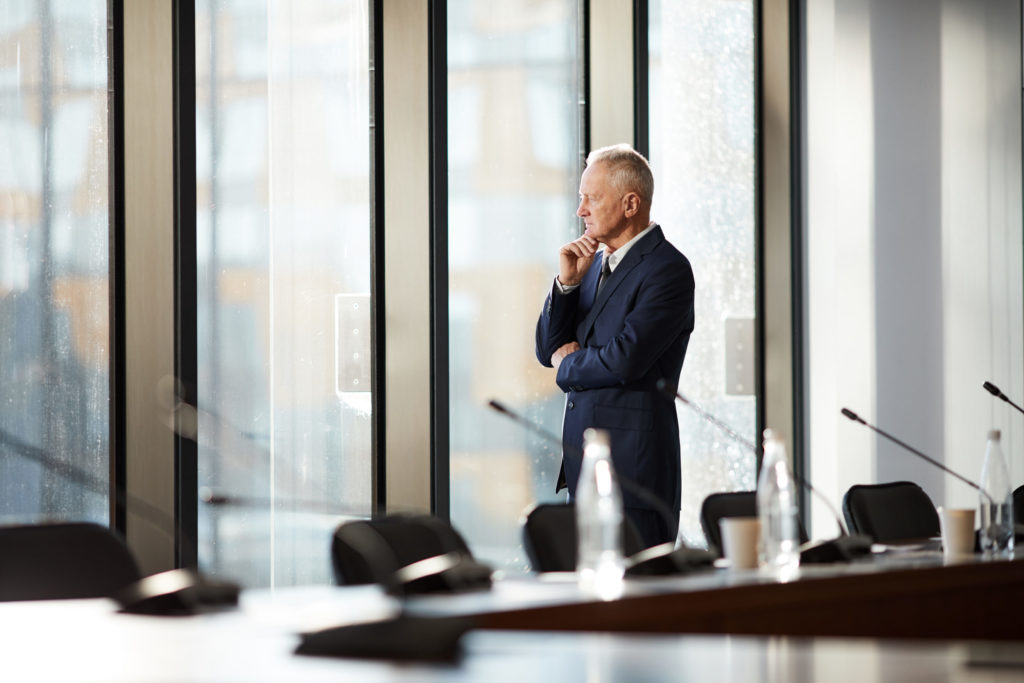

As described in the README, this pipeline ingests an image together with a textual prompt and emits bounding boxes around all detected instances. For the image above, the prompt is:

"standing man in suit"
[535,144,695,548]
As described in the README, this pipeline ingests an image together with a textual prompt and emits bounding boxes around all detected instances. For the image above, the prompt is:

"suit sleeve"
[554,258,694,391]
[535,280,581,367]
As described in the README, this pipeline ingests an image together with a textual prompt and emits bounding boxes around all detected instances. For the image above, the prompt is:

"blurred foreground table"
[1,591,1024,682]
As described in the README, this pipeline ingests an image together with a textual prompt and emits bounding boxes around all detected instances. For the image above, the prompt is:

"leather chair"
[1013,484,1024,525]
[521,502,646,573]
[331,514,492,595]
[700,490,809,557]
[842,481,940,543]
[0,522,141,601]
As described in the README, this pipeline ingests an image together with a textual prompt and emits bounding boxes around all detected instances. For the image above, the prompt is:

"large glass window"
[0,2,110,522]
[195,1,372,588]
[447,0,583,570]
[648,0,757,546]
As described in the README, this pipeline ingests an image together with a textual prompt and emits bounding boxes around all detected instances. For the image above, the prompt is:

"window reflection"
[447,0,583,570]
[0,1,110,522]
[649,0,757,546]
[196,0,371,588]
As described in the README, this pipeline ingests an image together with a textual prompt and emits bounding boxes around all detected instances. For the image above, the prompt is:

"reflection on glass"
[0,2,109,522]
[196,1,371,588]
[447,0,583,571]
[649,0,757,546]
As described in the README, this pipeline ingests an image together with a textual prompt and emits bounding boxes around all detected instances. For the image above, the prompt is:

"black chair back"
[331,514,475,586]
[700,490,810,557]
[700,491,757,556]
[1013,484,1024,525]
[521,502,646,573]
[842,481,940,543]
[0,522,141,602]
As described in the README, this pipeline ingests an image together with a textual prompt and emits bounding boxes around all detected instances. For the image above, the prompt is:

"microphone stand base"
[800,534,874,564]
[625,543,717,576]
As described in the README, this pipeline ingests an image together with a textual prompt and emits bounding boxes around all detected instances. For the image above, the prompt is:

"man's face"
[576,162,627,246]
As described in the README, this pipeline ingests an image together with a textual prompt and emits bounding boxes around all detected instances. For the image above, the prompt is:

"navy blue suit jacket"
[535,225,695,513]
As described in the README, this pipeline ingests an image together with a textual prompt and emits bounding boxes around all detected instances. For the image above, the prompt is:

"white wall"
[804,0,1023,539]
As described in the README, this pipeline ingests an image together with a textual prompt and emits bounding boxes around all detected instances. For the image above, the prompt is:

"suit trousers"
[625,506,677,549]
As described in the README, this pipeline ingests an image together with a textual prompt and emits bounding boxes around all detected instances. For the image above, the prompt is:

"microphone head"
[983,381,1002,398]
[487,399,510,415]
[199,487,221,505]
[840,408,864,424]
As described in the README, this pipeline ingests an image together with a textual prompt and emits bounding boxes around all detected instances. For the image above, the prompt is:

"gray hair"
[586,144,654,207]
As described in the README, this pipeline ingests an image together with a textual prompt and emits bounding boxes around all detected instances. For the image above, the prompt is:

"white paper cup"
[938,507,976,558]
[720,517,761,569]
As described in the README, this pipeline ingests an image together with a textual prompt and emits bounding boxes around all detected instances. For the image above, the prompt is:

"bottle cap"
[583,428,610,448]
[988,429,1001,441]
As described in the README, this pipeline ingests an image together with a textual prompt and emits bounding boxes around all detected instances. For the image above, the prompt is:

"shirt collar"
[604,222,656,272]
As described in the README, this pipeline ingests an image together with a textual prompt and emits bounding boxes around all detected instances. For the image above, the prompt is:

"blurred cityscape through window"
[0,0,756,581]
[447,0,584,571]
[649,0,758,545]
[0,1,110,525]
[195,0,372,588]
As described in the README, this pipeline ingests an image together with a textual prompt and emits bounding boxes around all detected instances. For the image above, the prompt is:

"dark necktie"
[597,255,612,295]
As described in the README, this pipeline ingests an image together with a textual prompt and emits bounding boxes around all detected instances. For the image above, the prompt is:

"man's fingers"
[573,235,597,255]
[555,342,580,359]
[560,243,582,259]
[551,341,581,371]
[561,242,594,260]
[558,235,599,287]
[561,235,598,257]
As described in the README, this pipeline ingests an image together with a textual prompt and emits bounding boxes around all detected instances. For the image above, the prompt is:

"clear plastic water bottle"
[757,428,800,575]
[979,429,1014,558]
[575,427,625,599]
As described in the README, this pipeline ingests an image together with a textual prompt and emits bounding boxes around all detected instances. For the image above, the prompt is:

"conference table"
[405,547,1024,640]
[4,548,1024,681]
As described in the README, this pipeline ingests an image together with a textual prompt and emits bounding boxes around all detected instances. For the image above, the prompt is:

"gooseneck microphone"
[0,425,179,547]
[199,488,376,517]
[654,380,758,453]
[983,381,1024,416]
[487,399,680,533]
[840,408,994,505]
[486,399,715,574]
[655,379,852,537]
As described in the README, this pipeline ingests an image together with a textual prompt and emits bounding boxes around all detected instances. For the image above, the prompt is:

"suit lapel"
[578,225,665,344]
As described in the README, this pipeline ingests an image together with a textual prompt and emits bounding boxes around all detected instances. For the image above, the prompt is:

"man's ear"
[623,192,640,218]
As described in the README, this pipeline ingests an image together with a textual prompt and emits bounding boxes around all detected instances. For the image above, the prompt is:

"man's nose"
[576,201,586,217]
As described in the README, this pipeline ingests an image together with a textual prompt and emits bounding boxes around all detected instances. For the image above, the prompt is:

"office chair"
[1013,484,1024,525]
[331,514,492,596]
[521,502,647,573]
[700,491,757,557]
[0,522,141,601]
[699,491,811,558]
[842,481,940,544]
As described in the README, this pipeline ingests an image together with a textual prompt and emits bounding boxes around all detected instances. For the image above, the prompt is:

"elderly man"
[535,144,695,548]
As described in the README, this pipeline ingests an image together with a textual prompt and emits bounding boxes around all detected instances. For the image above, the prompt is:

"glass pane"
[447,0,583,571]
[0,2,110,522]
[649,0,757,546]
[196,0,372,588]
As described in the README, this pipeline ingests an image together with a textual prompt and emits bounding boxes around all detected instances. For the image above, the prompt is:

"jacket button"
[567,401,575,409]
